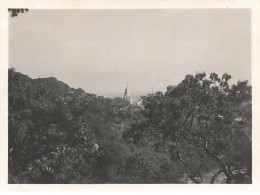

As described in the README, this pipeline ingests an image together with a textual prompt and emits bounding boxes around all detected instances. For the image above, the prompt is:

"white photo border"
[0,0,259,192]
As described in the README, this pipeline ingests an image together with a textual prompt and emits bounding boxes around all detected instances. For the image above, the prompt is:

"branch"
[210,169,224,184]
[181,134,233,182]
[181,105,196,128]
[227,162,236,177]
[200,143,233,182]
[179,104,234,183]
[177,151,201,184]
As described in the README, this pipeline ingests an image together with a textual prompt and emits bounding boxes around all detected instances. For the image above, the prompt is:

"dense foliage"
[8,9,29,17]
[8,69,251,183]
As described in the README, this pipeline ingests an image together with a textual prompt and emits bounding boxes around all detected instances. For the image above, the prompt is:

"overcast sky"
[9,9,251,99]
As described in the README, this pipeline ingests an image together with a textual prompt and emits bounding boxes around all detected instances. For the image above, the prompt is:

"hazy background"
[9,9,251,101]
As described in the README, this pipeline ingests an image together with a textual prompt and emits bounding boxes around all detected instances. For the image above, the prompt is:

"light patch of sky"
[9,9,251,100]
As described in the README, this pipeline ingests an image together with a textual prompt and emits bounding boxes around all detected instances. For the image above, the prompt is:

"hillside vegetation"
[8,68,251,184]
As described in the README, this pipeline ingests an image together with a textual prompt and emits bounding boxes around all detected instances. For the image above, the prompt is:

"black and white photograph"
[5,5,254,185]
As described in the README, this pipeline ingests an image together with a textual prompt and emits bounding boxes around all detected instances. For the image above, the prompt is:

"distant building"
[136,99,144,108]
[123,83,133,104]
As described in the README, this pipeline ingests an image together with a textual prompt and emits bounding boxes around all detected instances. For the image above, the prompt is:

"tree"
[8,69,100,183]
[136,72,251,183]
[9,69,251,183]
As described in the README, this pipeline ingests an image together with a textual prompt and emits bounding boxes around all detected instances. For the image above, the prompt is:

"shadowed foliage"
[8,68,251,183]
[8,9,29,17]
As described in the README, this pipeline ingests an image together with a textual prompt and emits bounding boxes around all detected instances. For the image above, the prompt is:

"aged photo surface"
[8,9,251,184]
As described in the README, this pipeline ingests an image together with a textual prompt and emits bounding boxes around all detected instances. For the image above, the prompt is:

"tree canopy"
[8,69,251,183]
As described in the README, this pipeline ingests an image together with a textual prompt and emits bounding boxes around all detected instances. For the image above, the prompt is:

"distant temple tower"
[123,83,132,103]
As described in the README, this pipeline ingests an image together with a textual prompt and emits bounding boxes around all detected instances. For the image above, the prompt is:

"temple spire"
[123,82,132,103]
